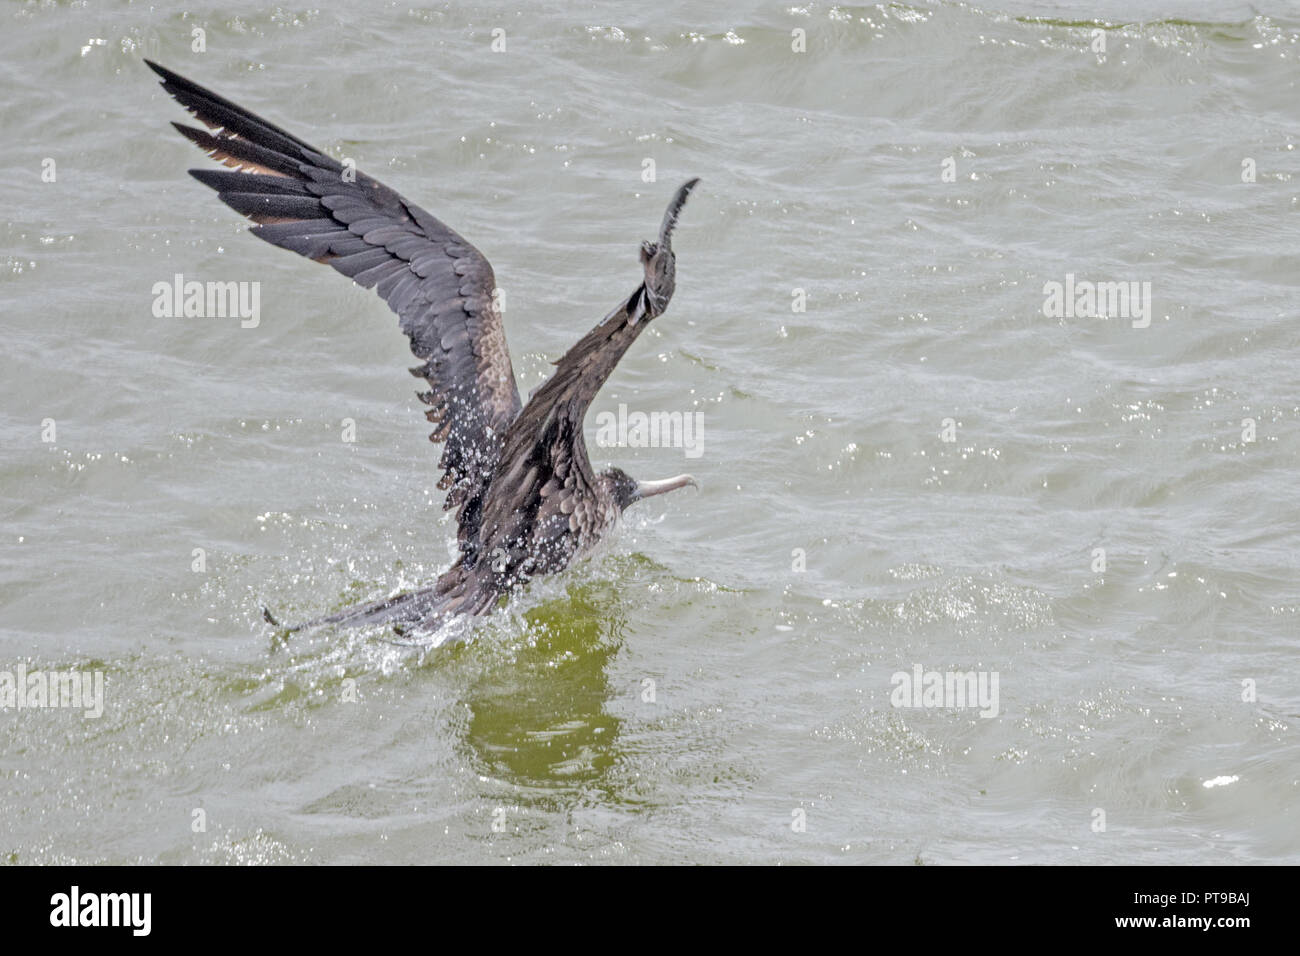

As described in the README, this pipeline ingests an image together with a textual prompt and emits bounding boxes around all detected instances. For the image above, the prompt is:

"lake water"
[2,0,1297,864]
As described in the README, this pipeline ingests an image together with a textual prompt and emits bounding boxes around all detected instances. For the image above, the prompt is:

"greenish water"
[1,0,1298,863]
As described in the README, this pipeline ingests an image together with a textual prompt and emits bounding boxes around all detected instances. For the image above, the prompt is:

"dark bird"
[146,60,702,636]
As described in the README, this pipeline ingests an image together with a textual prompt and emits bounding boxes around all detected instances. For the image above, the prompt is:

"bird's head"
[603,466,698,511]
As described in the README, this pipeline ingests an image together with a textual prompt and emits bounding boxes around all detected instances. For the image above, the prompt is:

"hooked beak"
[635,474,699,500]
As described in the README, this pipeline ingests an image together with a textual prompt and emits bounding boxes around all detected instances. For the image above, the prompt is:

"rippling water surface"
[2,0,1298,864]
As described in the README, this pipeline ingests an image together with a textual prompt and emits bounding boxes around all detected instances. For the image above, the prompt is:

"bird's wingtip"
[659,178,702,246]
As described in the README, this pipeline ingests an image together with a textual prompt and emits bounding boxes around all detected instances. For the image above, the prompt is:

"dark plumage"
[147,61,701,635]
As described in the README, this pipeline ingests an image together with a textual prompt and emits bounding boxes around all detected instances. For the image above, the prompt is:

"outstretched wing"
[474,180,700,573]
[147,60,521,549]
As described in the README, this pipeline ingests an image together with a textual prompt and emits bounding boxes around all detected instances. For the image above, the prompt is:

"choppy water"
[2,0,1298,864]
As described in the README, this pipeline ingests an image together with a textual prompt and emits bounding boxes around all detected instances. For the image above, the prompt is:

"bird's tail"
[264,565,501,636]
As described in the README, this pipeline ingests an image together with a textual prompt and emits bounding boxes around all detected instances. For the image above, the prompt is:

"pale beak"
[635,474,698,499]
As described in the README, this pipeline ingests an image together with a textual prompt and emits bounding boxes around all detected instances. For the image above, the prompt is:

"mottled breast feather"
[147,60,523,556]
[474,281,653,585]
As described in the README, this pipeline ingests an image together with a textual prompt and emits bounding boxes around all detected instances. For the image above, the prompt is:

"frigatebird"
[146,61,701,635]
